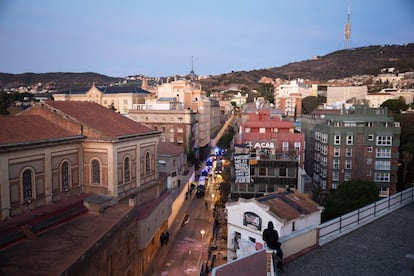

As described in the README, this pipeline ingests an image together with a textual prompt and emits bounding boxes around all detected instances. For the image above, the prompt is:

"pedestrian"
[160,232,165,246]
[262,221,283,273]
[165,231,169,245]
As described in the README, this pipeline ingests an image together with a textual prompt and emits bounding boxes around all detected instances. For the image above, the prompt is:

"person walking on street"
[160,232,165,246]
[262,221,283,273]
[165,231,169,245]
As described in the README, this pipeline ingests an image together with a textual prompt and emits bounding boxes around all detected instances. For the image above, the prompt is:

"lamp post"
[200,229,206,239]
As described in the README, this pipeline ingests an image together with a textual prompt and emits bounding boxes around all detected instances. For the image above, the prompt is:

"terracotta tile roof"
[213,249,267,275]
[157,142,185,155]
[0,115,80,146]
[43,101,158,139]
[258,192,320,221]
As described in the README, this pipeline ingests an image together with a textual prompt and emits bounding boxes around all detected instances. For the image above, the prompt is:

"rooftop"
[0,115,81,146]
[283,201,414,276]
[28,101,159,139]
[214,202,414,275]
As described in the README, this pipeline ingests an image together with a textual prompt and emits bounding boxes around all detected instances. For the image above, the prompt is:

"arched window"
[61,161,70,191]
[145,152,151,176]
[22,169,33,201]
[91,159,100,184]
[124,157,131,183]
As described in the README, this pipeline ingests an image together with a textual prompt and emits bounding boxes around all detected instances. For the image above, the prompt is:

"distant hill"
[1,44,413,92]
[200,44,414,91]
[0,72,121,91]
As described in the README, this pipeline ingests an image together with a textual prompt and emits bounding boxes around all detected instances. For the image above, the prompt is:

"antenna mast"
[344,0,351,49]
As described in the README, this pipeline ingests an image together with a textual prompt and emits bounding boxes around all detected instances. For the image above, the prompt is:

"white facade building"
[226,191,322,259]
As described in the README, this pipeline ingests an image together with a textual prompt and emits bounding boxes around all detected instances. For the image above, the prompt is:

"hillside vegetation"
[0,72,121,91]
[200,44,414,91]
[1,44,413,92]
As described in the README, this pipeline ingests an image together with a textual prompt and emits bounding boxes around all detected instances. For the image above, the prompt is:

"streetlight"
[200,229,206,239]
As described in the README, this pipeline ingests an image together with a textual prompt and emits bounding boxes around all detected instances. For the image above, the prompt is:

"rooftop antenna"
[344,0,351,49]
[188,56,196,80]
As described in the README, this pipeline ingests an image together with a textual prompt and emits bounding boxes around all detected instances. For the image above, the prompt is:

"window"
[375,172,390,182]
[259,168,266,176]
[346,135,354,145]
[333,159,340,169]
[279,168,286,177]
[367,122,373,127]
[22,169,33,201]
[268,167,276,176]
[123,99,128,104]
[333,147,340,157]
[345,159,352,169]
[376,148,391,158]
[92,159,101,184]
[376,135,392,146]
[245,128,250,133]
[294,142,301,151]
[344,171,352,181]
[334,135,341,145]
[145,152,151,175]
[367,158,372,165]
[61,161,70,191]
[177,127,183,133]
[332,171,339,181]
[346,148,352,157]
[124,157,131,183]
[282,142,289,151]
[259,128,266,133]
[368,134,374,141]
[368,146,373,152]
[375,160,391,170]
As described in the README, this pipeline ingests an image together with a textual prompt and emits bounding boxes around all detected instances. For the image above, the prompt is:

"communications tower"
[344,0,351,49]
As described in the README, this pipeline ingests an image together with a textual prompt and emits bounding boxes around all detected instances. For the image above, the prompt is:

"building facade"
[311,105,400,196]
[226,191,321,260]
[274,79,309,118]
[53,83,150,115]
[233,106,305,198]
[129,79,219,160]
[0,101,174,274]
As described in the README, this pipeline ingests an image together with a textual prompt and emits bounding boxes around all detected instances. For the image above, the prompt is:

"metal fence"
[319,186,414,245]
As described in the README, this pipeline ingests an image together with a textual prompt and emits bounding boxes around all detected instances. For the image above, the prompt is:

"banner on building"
[234,153,250,184]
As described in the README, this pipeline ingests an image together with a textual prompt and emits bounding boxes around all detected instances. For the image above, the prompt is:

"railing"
[319,186,414,245]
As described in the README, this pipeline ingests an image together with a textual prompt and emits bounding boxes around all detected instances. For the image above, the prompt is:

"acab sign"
[247,141,275,149]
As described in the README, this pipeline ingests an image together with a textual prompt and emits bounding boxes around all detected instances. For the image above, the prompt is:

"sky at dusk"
[1,0,413,77]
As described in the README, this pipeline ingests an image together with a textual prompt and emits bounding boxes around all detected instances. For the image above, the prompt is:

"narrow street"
[145,174,219,276]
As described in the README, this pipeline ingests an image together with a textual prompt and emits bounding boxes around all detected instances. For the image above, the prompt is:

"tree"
[302,96,326,114]
[380,97,408,114]
[322,180,379,222]
[257,83,274,104]
[399,143,414,190]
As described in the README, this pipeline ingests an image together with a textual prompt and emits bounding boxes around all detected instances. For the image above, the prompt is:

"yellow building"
[53,83,150,115]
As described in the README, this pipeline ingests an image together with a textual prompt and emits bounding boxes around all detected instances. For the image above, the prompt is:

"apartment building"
[273,79,309,118]
[129,79,219,160]
[310,105,400,196]
[233,105,305,199]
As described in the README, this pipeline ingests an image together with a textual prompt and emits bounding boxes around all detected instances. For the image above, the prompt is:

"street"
[145,174,217,276]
